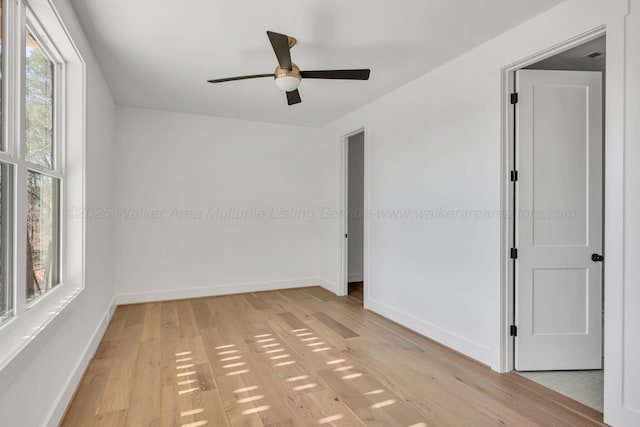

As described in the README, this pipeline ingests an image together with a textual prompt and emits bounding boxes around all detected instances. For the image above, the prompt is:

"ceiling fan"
[207,31,371,106]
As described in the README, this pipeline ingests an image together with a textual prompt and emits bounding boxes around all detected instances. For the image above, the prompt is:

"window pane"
[25,32,54,169]
[0,162,13,321]
[27,171,59,302]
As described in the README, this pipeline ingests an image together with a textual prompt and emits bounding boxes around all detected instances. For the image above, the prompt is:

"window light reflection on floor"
[370,399,396,409]
[318,414,344,424]
[241,405,270,415]
[233,385,259,394]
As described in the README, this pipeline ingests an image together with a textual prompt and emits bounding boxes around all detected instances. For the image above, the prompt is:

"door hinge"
[510,248,518,259]
[510,93,519,104]
[510,325,518,337]
[510,170,518,182]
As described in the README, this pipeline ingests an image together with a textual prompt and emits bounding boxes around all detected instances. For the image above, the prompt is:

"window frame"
[0,0,84,342]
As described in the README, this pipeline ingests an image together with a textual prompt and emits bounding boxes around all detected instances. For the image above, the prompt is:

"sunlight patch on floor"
[215,344,235,350]
[233,385,259,394]
[237,395,264,404]
[371,399,396,409]
[177,364,195,370]
[220,355,242,362]
[181,421,208,427]
[241,405,270,415]
[342,373,363,380]
[293,383,317,391]
[226,369,250,376]
[270,354,290,360]
[180,408,204,417]
[318,414,344,424]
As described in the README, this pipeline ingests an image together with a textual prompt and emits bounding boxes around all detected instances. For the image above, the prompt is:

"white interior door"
[515,69,603,371]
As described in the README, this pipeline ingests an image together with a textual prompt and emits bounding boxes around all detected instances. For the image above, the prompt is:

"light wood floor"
[62,287,606,426]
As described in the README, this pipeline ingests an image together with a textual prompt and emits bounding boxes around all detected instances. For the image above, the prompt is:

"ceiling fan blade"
[267,31,293,71]
[286,89,301,105]
[207,74,274,84]
[300,69,370,80]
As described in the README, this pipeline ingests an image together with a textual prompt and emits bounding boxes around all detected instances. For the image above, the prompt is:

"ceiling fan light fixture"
[274,64,301,92]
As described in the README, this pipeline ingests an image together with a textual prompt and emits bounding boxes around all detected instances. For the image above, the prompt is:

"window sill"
[0,283,84,394]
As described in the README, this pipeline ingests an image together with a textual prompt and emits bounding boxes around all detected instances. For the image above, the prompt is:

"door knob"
[591,253,604,262]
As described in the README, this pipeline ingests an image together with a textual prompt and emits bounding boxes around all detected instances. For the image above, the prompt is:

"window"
[24,28,60,303]
[22,21,63,307]
[0,0,84,368]
[0,0,74,328]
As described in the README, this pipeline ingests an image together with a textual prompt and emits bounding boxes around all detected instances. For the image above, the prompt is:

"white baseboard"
[116,277,338,305]
[46,296,117,427]
[348,273,363,282]
[317,277,339,294]
[365,298,492,366]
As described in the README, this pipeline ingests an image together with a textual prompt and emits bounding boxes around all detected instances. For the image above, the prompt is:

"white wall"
[0,0,117,425]
[321,0,638,424]
[348,132,364,281]
[114,107,336,302]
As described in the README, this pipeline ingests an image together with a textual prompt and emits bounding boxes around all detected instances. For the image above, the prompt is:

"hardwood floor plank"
[140,302,162,342]
[63,288,606,426]
[160,385,179,427]
[95,409,128,427]
[95,305,144,416]
[278,312,309,331]
[245,292,271,311]
[313,312,359,339]
[176,299,199,338]
[191,298,217,330]
[61,359,113,426]
[125,339,162,426]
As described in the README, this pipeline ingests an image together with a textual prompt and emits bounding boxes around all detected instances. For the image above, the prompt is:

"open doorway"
[345,131,365,303]
[506,34,606,412]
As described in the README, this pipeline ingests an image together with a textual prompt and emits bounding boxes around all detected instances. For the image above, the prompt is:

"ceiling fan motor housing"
[274,63,301,92]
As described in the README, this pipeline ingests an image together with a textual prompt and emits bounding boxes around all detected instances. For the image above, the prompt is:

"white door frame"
[339,128,367,297]
[500,27,606,372]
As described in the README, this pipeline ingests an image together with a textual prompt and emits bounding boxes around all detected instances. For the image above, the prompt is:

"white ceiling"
[69,0,565,127]
[526,36,606,71]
